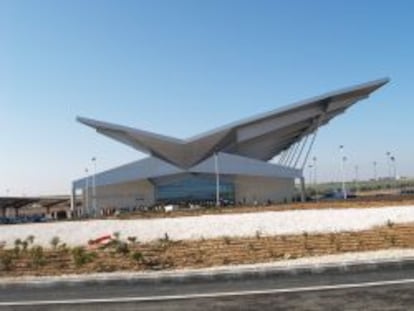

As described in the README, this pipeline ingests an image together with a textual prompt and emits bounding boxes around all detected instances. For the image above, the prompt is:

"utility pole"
[373,161,377,181]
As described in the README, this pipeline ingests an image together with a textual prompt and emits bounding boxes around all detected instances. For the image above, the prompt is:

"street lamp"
[312,156,317,185]
[214,152,220,207]
[386,151,392,179]
[91,157,97,217]
[354,165,359,182]
[84,168,89,216]
[354,165,359,193]
[390,156,397,180]
[373,161,377,181]
[339,145,347,200]
[308,164,313,186]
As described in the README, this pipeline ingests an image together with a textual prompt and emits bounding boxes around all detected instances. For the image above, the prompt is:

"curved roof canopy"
[78,78,389,168]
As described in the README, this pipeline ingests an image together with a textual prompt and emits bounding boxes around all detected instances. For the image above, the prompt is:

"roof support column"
[1,206,5,218]
[293,135,309,168]
[299,177,306,202]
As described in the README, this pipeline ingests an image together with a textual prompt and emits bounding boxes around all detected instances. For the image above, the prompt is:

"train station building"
[71,78,388,216]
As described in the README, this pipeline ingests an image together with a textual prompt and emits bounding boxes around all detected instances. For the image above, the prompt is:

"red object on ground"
[88,235,112,245]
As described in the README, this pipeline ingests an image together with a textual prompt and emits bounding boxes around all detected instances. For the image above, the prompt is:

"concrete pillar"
[14,207,19,217]
[300,177,306,202]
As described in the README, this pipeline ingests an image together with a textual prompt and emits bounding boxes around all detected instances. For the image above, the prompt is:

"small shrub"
[30,246,46,268]
[0,252,13,271]
[388,234,397,246]
[113,232,121,240]
[14,239,22,249]
[115,242,130,255]
[26,235,35,245]
[255,230,262,239]
[13,239,22,257]
[387,219,394,228]
[127,236,137,244]
[71,246,95,267]
[58,243,69,254]
[50,236,61,250]
[223,236,231,245]
[131,251,144,263]
[158,233,171,248]
[21,240,29,252]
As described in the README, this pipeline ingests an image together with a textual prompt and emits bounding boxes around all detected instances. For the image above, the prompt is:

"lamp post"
[214,153,220,207]
[373,161,377,181]
[312,156,317,185]
[308,164,313,186]
[386,151,392,180]
[84,168,89,216]
[354,165,359,193]
[339,145,347,200]
[91,157,97,217]
[390,156,397,180]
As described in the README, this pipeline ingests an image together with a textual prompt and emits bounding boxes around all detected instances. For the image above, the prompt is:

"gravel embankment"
[1,205,414,248]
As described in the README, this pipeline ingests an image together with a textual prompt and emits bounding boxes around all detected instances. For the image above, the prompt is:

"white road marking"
[1,278,414,306]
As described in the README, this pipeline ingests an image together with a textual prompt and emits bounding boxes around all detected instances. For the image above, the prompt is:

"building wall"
[234,175,295,205]
[78,175,294,213]
[86,180,155,212]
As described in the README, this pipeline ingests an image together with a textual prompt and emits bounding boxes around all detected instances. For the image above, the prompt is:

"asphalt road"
[2,260,414,310]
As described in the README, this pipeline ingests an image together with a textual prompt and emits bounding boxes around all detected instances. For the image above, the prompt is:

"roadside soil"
[1,221,413,277]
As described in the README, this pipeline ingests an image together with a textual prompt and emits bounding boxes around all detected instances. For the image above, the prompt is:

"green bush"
[30,246,46,267]
[115,242,130,255]
[0,252,13,271]
[127,236,137,244]
[26,235,35,245]
[50,236,61,250]
[71,247,96,267]
[131,251,144,263]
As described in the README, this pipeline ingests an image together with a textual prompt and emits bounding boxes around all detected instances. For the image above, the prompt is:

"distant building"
[71,78,388,216]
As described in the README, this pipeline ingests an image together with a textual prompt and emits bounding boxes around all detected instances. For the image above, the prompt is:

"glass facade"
[155,174,234,203]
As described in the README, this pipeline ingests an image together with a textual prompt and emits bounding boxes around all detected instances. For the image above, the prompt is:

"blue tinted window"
[155,175,234,202]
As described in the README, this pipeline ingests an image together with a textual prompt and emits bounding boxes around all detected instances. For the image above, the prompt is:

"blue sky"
[1,0,413,195]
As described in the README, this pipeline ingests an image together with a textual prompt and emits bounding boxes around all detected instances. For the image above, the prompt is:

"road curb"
[2,256,414,289]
